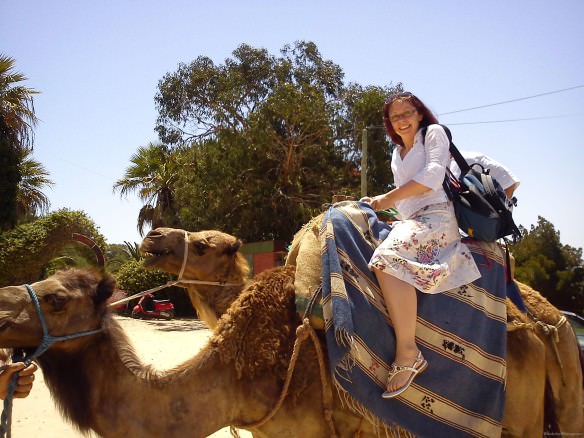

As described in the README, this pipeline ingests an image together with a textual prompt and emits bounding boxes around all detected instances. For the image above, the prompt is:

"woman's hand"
[360,194,394,211]
[0,362,38,399]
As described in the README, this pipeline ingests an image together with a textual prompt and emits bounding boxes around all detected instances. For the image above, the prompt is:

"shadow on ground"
[115,316,209,332]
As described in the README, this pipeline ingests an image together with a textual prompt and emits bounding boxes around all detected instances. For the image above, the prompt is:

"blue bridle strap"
[22,284,103,364]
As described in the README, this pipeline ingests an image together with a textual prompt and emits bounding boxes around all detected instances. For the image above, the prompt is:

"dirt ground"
[10,316,252,438]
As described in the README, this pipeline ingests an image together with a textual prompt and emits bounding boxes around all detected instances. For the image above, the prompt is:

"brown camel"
[140,226,583,436]
[0,267,383,438]
[288,215,584,436]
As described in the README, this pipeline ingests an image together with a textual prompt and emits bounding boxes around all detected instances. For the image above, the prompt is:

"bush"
[0,209,105,286]
[114,260,195,317]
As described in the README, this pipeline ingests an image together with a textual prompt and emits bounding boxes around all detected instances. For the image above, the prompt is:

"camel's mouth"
[141,249,172,266]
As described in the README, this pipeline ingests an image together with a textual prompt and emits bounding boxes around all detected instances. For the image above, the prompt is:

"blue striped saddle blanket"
[320,201,506,438]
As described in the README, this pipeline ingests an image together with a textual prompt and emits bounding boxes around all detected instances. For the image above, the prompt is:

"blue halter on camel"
[0,284,103,438]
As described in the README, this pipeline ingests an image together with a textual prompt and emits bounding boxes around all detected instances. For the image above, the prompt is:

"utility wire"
[439,84,584,115]
[363,113,580,129]
[447,114,581,126]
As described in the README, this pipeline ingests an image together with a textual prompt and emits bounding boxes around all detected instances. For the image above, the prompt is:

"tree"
[511,216,584,313]
[16,147,54,223]
[0,54,40,230]
[104,243,132,274]
[154,41,400,242]
[342,84,402,196]
[0,209,105,286]
[113,142,181,236]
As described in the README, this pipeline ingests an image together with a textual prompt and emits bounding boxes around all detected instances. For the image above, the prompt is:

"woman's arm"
[363,180,431,211]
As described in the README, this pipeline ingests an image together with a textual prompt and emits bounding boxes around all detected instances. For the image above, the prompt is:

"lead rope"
[234,318,338,437]
[0,363,19,438]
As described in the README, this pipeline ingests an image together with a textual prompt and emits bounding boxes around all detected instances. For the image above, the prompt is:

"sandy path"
[9,316,251,437]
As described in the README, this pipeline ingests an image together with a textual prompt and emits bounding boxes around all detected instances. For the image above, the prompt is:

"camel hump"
[514,280,563,324]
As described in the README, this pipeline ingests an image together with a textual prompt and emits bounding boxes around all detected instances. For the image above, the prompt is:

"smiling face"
[388,99,423,145]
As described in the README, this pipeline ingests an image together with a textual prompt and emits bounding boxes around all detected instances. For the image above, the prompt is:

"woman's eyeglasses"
[388,109,417,123]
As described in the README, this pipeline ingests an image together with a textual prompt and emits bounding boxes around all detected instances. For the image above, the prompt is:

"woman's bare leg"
[375,269,420,393]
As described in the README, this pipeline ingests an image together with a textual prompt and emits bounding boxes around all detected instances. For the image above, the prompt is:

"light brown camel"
[140,226,582,437]
[287,215,584,436]
[0,268,381,438]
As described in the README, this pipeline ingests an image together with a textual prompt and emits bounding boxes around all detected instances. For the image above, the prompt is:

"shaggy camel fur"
[0,268,385,438]
[141,227,583,436]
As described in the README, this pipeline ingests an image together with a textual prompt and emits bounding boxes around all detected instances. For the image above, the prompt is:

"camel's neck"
[37,318,260,438]
[185,284,244,329]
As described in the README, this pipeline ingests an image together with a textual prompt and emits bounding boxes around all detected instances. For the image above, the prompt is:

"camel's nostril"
[146,230,163,238]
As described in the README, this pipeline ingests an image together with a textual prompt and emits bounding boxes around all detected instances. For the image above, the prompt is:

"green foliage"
[16,147,53,223]
[114,259,169,296]
[0,54,40,231]
[511,216,584,313]
[104,243,132,274]
[123,241,142,261]
[113,260,195,316]
[342,84,402,196]
[153,41,401,243]
[113,142,181,236]
[0,124,20,231]
[0,209,106,286]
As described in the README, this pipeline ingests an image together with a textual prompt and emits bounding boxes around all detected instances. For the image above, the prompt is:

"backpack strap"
[422,124,471,175]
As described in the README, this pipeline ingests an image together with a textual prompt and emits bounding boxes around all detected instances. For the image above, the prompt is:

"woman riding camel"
[361,92,481,398]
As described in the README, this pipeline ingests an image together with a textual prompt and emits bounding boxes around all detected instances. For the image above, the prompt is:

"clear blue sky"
[2,0,583,249]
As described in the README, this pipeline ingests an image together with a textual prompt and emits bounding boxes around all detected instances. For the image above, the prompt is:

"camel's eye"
[193,240,209,256]
[44,294,68,311]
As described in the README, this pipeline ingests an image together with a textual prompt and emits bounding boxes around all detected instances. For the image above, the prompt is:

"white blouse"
[391,124,450,220]
[449,150,520,191]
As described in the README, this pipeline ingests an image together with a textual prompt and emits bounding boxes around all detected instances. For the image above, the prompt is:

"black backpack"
[423,124,521,242]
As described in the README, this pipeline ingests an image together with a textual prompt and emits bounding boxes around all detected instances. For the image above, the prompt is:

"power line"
[447,114,581,126]
[439,85,584,115]
[362,112,580,130]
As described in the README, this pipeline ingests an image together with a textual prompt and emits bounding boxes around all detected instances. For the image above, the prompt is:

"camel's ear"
[225,239,242,255]
[94,273,115,304]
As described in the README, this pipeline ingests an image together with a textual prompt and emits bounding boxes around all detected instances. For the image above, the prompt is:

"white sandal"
[382,350,428,399]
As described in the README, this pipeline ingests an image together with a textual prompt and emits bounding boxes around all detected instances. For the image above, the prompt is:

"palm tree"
[113,142,181,236]
[16,148,54,222]
[0,54,40,230]
[0,53,39,150]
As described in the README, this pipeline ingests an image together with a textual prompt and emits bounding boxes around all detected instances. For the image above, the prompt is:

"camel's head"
[140,228,249,280]
[0,269,114,351]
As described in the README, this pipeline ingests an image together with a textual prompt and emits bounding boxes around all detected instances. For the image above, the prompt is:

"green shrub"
[0,209,105,286]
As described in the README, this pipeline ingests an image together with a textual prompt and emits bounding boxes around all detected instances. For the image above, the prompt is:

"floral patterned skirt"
[369,202,481,294]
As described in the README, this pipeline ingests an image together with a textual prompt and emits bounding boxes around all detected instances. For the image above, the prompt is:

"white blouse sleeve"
[413,124,450,190]
[463,151,520,190]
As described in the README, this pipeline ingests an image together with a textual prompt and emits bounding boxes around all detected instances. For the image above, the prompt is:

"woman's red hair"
[383,92,439,147]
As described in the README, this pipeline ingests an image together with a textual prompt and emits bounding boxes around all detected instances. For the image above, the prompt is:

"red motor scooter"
[131,293,175,320]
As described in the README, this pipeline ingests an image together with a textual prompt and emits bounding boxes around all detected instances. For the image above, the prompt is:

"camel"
[0,267,381,438]
[286,213,584,436]
[140,225,583,436]
[0,227,579,437]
